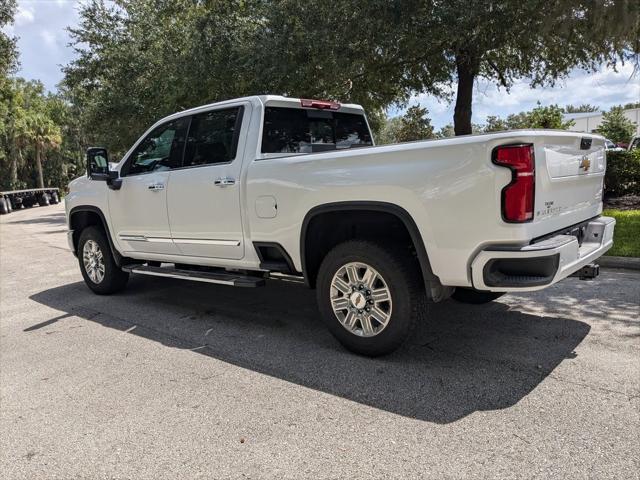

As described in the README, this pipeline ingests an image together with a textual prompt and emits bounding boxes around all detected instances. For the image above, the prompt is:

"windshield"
[261,107,373,154]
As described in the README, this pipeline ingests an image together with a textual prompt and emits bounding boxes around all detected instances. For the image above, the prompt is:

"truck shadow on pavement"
[4,210,66,226]
[30,277,590,424]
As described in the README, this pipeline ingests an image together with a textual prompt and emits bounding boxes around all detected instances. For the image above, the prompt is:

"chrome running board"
[122,265,265,287]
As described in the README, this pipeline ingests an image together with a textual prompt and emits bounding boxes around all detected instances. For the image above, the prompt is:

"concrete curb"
[598,256,640,271]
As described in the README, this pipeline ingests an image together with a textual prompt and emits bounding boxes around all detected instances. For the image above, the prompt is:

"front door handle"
[214,177,235,187]
[148,183,165,191]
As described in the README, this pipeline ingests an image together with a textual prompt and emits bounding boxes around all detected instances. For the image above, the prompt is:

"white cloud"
[39,30,59,49]
[404,63,640,128]
[14,5,35,26]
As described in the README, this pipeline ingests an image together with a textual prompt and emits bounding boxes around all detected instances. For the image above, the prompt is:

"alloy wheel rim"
[83,239,105,284]
[329,262,392,337]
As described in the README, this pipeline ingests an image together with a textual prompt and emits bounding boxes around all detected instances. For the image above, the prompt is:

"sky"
[4,0,640,129]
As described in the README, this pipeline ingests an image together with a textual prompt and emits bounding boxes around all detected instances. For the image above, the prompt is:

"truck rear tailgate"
[531,134,606,236]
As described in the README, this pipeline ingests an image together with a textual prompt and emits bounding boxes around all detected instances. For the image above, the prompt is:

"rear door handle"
[148,183,165,191]
[214,177,235,187]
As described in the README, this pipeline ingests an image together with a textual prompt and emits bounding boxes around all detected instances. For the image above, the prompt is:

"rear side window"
[261,107,372,154]
[183,107,243,167]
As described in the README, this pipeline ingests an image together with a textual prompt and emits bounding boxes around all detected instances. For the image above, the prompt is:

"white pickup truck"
[65,95,615,356]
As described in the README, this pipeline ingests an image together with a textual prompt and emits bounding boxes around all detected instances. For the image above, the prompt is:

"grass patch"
[603,209,640,257]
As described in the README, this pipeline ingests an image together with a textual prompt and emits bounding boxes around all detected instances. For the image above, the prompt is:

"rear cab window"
[261,104,373,156]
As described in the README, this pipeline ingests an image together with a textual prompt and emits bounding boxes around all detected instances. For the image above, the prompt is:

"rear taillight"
[300,99,341,110]
[492,144,535,223]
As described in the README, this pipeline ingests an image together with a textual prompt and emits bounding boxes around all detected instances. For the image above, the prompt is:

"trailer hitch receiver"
[569,263,599,280]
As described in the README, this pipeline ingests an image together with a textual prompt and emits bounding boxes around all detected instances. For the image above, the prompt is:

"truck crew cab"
[66,95,615,356]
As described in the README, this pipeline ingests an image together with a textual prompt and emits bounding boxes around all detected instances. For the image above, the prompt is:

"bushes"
[605,150,640,197]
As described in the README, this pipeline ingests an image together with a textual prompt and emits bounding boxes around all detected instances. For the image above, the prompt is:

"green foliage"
[395,106,435,143]
[598,106,637,144]
[436,124,456,139]
[605,150,640,197]
[526,104,575,129]
[375,107,436,144]
[622,102,640,110]
[376,117,403,145]
[483,116,509,133]
[0,79,71,190]
[0,0,18,76]
[63,0,264,153]
[481,104,574,132]
[564,104,600,113]
[2,0,639,190]
[61,0,640,142]
[602,209,640,257]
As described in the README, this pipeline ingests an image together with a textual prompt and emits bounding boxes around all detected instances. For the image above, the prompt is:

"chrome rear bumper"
[471,216,615,292]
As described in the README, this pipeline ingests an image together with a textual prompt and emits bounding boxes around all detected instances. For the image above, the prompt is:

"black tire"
[38,194,50,207]
[451,288,504,304]
[0,198,8,215]
[78,226,129,295]
[50,192,60,204]
[316,240,423,356]
[5,198,12,212]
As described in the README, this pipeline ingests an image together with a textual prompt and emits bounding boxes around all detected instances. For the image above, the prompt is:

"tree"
[63,0,265,153]
[29,112,62,188]
[598,106,637,144]
[622,102,640,110]
[1,79,63,190]
[0,0,18,76]
[481,104,574,132]
[564,104,601,113]
[395,106,435,142]
[526,104,574,130]
[436,124,456,139]
[257,1,638,135]
[376,116,403,145]
[483,116,509,133]
[61,0,640,151]
[375,107,436,144]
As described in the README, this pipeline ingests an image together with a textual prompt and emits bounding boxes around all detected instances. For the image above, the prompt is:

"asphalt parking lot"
[1,203,638,479]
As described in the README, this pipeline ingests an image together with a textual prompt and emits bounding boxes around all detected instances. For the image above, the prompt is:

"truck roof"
[160,95,366,125]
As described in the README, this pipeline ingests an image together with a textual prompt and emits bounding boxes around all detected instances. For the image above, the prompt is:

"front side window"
[126,117,189,175]
[182,107,242,167]
[261,107,373,154]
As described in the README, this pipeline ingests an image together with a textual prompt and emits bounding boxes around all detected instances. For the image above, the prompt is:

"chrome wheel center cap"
[349,291,367,309]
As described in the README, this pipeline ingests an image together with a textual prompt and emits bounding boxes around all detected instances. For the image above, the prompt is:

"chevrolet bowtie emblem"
[579,156,591,171]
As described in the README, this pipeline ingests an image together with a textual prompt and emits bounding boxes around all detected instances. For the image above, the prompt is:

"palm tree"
[27,112,61,188]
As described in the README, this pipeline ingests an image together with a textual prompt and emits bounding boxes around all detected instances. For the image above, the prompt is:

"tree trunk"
[9,157,17,188]
[35,142,45,189]
[453,53,477,136]
[9,147,18,188]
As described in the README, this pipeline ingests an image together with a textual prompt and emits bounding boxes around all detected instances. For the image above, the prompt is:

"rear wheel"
[78,226,129,294]
[451,288,504,304]
[316,240,423,356]
[0,198,8,215]
[50,192,60,204]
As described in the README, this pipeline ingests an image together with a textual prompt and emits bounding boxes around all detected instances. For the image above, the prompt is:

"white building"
[563,108,640,136]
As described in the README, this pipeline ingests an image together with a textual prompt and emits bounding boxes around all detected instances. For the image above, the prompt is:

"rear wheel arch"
[300,201,443,297]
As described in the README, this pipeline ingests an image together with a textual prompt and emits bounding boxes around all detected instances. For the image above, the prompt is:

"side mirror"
[86,147,122,190]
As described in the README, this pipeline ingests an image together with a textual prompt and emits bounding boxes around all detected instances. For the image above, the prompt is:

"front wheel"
[78,226,129,295]
[451,288,504,304]
[316,240,423,356]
